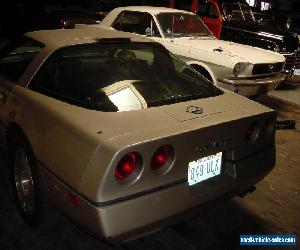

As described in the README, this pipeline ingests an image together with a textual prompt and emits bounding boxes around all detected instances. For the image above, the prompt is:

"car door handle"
[0,92,6,103]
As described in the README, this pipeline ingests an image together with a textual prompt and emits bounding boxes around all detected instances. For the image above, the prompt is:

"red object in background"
[169,0,175,8]
[199,0,223,39]
[168,0,223,39]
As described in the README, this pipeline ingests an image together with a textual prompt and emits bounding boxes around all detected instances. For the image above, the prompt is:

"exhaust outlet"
[238,186,256,198]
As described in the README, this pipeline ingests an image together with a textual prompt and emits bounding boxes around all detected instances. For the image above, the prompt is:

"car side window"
[197,3,209,16]
[112,11,161,37]
[197,2,219,19]
[0,37,44,82]
[208,3,219,18]
[174,0,192,11]
[29,49,87,104]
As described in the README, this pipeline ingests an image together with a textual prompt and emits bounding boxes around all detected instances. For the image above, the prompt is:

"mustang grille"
[282,50,300,70]
[252,62,284,75]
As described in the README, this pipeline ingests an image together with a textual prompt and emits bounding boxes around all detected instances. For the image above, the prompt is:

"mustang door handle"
[0,92,6,103]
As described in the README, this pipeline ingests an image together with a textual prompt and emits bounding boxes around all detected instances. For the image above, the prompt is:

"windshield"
[222,3,255,21]
[156,13,213,38]
[30,41,222,112]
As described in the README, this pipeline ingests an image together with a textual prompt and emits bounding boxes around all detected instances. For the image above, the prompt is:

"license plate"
[294,68,300,76]
[188,152,222,186]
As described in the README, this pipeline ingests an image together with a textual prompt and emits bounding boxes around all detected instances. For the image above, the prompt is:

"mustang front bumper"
[218,73,286,96]
[41,146,275,243]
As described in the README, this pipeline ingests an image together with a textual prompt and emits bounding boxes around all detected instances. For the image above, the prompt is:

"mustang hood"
[172,37,284,66]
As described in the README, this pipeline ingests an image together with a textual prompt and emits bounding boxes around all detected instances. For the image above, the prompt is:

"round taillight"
[260,120,269,136]
[245,123,258,142]
[260,118,275,137]
[115,152,138,180]
[245,126,254,141]
[151,145,174,171]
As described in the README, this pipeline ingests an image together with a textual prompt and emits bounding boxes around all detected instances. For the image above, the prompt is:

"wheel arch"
[6,123,33,156]
[188,62,216,84]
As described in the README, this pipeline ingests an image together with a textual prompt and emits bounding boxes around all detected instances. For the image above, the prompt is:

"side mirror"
[145,27,152,37]
[257,17,263,24]
[286,16,291,30]
[227,14,232,22]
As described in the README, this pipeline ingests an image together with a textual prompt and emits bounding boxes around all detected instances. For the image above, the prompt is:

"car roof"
[213,0,249,5]
[25,26,152,49]
[112,6,193,15]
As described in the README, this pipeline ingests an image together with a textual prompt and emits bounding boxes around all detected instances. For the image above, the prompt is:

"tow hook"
[238,186,256,198]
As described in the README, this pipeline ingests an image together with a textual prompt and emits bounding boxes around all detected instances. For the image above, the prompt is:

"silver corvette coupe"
[0,27,276,242]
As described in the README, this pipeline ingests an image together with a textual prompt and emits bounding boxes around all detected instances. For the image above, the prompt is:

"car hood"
[230,20,288,36]
[227,20,299,52]
[171,37,284,65]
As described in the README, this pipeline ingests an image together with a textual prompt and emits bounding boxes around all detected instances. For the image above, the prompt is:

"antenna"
[171,13,174,41]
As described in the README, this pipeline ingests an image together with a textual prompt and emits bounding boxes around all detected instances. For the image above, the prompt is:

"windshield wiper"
[178,93,205,101]
[150,94,183,105]
[190,32,209,36]
[147,93,205,107]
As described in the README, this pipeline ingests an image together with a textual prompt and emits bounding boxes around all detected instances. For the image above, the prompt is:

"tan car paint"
[0,28,276,242]
[12,81,273,196]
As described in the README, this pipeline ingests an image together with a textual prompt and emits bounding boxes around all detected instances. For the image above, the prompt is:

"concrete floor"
[269,80,300,106]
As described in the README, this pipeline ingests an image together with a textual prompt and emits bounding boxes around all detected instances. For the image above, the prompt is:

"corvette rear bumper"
[218,73,285,96]
[41,146,275,243]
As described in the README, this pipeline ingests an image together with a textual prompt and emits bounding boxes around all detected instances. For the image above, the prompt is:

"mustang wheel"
[9,133,44,228]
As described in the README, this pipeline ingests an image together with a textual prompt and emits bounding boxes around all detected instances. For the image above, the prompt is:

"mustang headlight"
[233,62,246,77]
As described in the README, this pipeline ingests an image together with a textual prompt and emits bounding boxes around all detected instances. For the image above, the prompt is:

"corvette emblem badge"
[186,106,203,114]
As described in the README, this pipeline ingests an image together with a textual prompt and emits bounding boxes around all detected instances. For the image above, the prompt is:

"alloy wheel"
[14,148,35,216]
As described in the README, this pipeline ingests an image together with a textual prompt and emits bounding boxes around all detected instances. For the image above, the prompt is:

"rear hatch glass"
[30,41,222,111]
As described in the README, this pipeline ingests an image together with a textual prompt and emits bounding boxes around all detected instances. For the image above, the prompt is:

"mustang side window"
[0,36,44,82]
[112,11,161,37]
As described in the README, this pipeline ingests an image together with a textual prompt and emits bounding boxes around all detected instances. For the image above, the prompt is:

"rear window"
[30,41,222,112]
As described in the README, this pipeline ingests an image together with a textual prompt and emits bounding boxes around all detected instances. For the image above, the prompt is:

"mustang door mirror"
[145,27,152,37]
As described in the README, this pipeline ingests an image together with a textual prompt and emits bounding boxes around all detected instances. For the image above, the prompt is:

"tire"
[9,132,44,228]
